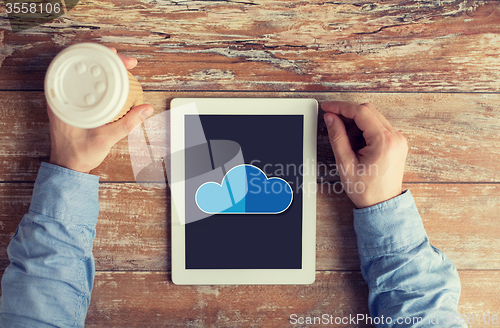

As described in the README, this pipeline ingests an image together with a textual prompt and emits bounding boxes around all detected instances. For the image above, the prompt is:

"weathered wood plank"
[1,1,500,91]
[458,271,500,321]
[85,271,372,328]
[408,183,500,270]
[0,91,498,182]
[83,270,500,328]
[1,183,498,272]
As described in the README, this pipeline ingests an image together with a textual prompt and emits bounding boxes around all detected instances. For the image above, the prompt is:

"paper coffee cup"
[111,71,144,122]
[45,43,143,129]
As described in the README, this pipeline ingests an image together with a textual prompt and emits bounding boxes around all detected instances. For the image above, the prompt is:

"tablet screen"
[184,114,304,270]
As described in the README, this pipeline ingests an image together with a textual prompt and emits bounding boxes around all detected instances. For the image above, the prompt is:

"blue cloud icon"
[195,164,293,214]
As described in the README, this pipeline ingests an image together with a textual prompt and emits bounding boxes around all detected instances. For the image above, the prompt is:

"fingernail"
[141,107,154,120]
[324,114,334,128]
[124,56,137,65]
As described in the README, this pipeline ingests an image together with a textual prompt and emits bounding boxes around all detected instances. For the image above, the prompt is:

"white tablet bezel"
[170,98,317,285]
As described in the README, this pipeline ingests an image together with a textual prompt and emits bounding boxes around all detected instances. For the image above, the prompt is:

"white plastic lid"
[44,43,129,129]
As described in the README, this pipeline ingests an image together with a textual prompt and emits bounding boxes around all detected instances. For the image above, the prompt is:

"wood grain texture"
[85,271,371,328]
[83,270,500,328]
[1,1,500,91]
[0,91,498,182]
[1,182,498,272]
[458,271,500,318]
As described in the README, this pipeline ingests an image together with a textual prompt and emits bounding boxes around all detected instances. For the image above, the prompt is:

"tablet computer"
[170,98,317,285]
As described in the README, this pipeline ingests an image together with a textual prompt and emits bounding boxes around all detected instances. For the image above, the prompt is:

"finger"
[360,103,394,132]
[324,112,357,168]
[106,46,137,69]
[46,104,68,127]
[98,104,154,146]
[322,101,387,139]
[117,53,138,69]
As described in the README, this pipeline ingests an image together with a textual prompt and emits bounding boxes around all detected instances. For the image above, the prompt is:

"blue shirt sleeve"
[353,190,467,327]
[0,162,99,328]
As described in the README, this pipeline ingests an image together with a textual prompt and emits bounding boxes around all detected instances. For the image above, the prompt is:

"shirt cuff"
[353,190,428,259]
[28,162,100,225]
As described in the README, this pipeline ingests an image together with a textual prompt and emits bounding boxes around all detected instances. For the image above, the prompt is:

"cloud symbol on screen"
[195,164,293,214]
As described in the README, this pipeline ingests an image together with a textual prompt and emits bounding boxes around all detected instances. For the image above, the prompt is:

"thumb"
[101,104,155,145]
[324,113,357,168]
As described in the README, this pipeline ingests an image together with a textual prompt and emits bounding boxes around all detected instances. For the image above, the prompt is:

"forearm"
[354,190,467,327]
[0,163,99,328]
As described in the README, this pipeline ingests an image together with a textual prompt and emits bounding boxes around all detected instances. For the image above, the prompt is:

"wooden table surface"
[1,0,499,327]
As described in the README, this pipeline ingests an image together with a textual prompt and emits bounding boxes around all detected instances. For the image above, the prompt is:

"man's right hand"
[322,101,408,209]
